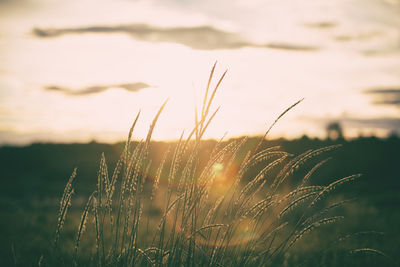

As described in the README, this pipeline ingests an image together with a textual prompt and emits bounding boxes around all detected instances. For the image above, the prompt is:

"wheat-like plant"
[49,63,390,267]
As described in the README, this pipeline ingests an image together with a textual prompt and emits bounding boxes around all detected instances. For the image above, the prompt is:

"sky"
[1,0,400,144]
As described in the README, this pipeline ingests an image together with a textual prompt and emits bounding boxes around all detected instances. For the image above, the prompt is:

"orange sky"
[1,0,400,144]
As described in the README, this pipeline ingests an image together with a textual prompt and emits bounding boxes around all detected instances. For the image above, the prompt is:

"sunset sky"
[1,0,400,144]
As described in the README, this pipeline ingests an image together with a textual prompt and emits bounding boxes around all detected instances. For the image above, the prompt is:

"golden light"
[209,162,239,198]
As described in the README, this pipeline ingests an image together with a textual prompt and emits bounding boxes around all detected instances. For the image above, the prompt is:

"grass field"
[1,68,399,266]
[1,138,399,266]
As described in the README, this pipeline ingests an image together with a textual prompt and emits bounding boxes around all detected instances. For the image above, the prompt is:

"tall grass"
[49,64,391,266]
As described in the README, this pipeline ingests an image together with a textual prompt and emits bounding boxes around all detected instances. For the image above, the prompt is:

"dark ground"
[0,136,399,266]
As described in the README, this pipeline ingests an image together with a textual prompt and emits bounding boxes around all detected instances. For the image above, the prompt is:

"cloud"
[364,88,400,107]
[45,82,151,96]
[334,31,381,42]
[307,115,400,131]
[341,117,400,130]
[260,42,317,51]
[33,24,318,51]
[301,115,400,136]
[304,21,337,29]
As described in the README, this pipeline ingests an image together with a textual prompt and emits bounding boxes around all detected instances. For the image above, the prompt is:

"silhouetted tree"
[326,122,343,140]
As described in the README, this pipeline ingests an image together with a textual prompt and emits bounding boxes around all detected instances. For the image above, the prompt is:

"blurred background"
[1,0,400,266]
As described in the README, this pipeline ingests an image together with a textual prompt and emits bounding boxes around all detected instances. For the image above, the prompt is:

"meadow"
[1,69,399,266]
